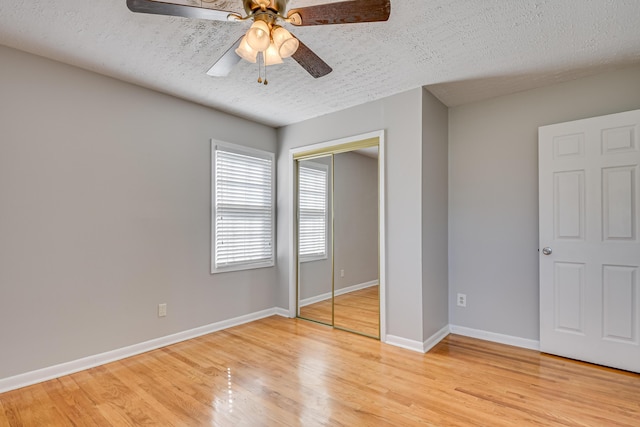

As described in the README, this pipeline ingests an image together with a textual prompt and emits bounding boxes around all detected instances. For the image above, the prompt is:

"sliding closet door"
[294,137,382,339]
[297,156,333,325]
[333,149,380,337]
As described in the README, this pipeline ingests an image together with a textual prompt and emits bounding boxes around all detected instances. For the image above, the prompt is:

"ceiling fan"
[126,0,391,83]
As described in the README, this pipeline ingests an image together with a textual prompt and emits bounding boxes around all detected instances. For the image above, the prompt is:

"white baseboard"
[423,325,451,353]
[273,307,291,318]
[385,324,450,354]
[336,280,378,297]
[386,324,538,354]
[299,280,378,307]
[449,325,540,351]
[299,291,332,307]
[0,316,540,394]
[385,334,425,353]
[0,307,288,394]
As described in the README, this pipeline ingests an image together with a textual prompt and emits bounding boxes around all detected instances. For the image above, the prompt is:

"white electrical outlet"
[158,303,167,317]
[457,293,467,307]
[340,269,345,278]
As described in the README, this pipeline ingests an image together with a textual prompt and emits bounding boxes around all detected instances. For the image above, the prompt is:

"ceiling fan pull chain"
[263,59,268,85]
[257,52,263,84]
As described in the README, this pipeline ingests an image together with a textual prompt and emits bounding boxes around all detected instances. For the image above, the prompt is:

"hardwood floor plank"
[301,285,380,337]
[1,316,639,426]
[40,376,112,427]
[0,397,21,427]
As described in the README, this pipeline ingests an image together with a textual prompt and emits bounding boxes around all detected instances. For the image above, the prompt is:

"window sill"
[299,255,328,263]
[211,260,275,274]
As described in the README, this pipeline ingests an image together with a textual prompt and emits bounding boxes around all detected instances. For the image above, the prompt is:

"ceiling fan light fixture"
[235,36,258,63]
[272,26,299,58]
[246,20,271,52]
[264,41,283,66]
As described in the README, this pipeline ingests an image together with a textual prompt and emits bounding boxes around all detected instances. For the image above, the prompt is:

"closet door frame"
[288,130,387,341]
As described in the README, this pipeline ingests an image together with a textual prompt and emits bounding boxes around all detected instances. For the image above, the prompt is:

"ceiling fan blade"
[291,38,332,79]
[206,37,243,77]
[126,0,236,21]
[287,0,390,26]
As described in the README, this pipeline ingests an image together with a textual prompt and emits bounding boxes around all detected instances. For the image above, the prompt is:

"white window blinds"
[298,165,328,259]
[212,142,274,272]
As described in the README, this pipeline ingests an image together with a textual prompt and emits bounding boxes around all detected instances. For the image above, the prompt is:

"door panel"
[602,125,637,153]
[602,265,637,342]
[554,171,585,239]
[553,262,585,334]
[602,166,635,240]
[539,109,640,373]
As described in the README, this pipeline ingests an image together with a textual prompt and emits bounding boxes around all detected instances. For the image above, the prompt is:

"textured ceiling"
[1,0,639,127]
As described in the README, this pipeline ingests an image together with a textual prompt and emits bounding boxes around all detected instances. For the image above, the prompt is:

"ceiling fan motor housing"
[243,0,289,15]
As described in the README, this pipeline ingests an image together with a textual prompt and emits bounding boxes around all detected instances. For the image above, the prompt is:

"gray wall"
[0,46,278,379]
[4,40,632,381]
[278,89,426,342]
[278,88,449,344]
[448,65,640,340]
[421,89,449,341]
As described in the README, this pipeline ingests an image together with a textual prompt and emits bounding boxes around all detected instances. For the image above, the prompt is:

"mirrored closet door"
[296,141,380,338]
[297,155,333,326]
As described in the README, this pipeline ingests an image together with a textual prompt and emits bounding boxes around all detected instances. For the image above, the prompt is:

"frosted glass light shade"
[264,41,283,66]
[235,36,258,63]
[246,21,271,52]
[272,26,299,58]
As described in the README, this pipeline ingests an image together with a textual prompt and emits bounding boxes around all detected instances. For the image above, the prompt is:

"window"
[212,141,274,273]
[298,163,328,260]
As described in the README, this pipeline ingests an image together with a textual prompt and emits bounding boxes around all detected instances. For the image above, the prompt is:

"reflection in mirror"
[297,156,332,325]
[332,148,380,337]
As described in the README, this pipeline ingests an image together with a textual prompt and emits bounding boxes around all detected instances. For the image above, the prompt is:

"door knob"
[542,247,552,255]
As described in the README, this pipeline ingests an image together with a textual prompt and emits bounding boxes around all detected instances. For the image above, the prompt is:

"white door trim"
[288,130,387,341]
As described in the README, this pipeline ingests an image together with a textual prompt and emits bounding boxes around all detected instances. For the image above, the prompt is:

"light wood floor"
[299,285,379,337]
[1,316,639,426]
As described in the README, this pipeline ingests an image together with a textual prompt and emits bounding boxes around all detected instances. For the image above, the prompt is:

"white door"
[539,109,640,373]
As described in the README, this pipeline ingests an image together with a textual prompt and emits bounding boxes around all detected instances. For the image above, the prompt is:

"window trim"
[298,161,329,263]
[211,140,275,274]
